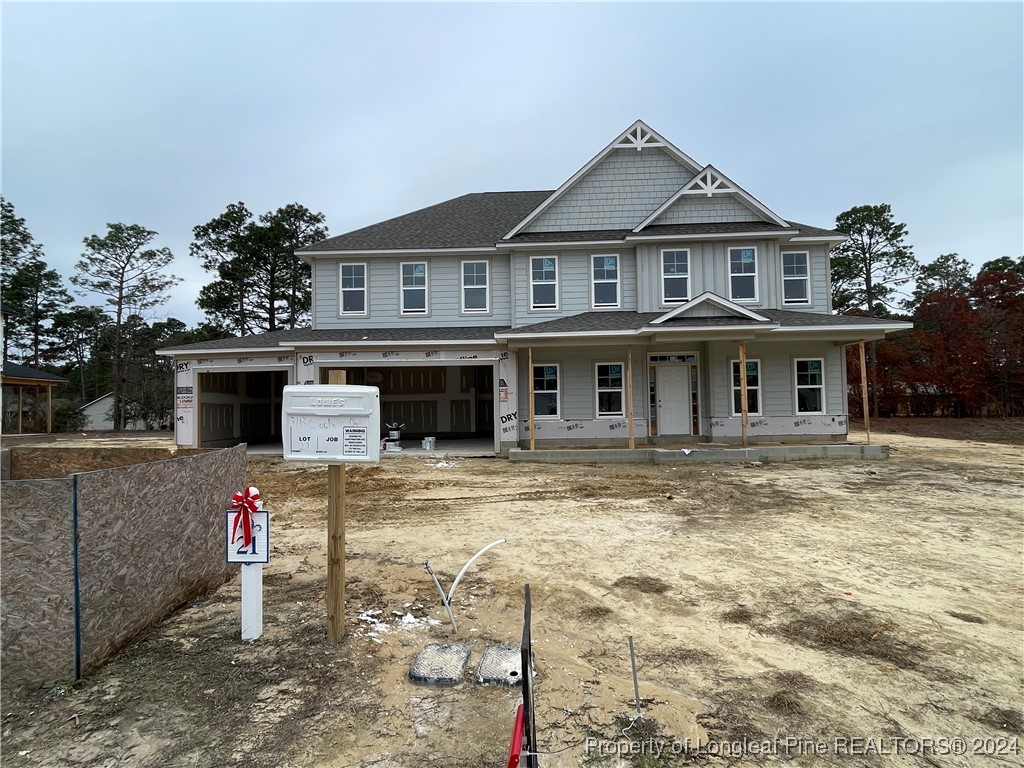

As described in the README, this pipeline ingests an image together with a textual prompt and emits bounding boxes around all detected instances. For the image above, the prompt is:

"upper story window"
[400,262,428,315]
[595,363,625,417]
[530,256,558,310]
[782,252,810,305]
[532,364,560,418]
[731,359,761,416]
[795,358,825,413]
[661,249,689,304]
[461,260,489,313]
[339,263,367,316]
[591,255,620,308]
[729,247,758,302]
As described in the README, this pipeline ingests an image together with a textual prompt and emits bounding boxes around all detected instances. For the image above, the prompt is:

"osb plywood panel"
[75,445,245,675]
[9,447,210,480]
[0,479,76,687]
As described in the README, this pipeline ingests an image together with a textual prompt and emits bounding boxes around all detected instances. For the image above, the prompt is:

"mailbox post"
[282,385,381,642]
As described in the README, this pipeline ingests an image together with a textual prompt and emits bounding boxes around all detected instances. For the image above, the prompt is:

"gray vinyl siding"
[511,248,637,326]
[637,240,830,313]
[524,148,693,232]
[312,255,511,328]
[517,345,645,420]
[653,194,765,225]
[706,341,846,417]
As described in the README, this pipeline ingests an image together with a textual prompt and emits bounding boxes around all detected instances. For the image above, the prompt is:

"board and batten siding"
[312,255,512,328]
[524,148,694,233]
[706,341,846,418]
[636,241,830,313]
[511,248,637,325]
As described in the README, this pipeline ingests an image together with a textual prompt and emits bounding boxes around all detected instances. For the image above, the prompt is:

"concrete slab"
[509,444,890,464]
[476,644,522,686]
[409,643,471,687]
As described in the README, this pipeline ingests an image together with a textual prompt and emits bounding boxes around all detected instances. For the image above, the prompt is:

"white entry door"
[657,366,692,435]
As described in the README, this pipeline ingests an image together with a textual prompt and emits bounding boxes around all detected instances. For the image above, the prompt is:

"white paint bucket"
[388,430,401,441]
[422,437,436,450]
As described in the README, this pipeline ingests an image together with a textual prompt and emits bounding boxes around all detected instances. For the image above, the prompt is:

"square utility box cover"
[282,385,381,463]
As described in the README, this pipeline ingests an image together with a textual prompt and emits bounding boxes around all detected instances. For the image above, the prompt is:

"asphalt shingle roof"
[2,361,69,383]
[159,326,509,353]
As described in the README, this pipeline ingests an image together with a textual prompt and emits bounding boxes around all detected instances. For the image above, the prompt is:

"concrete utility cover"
[476,644,522,686]
[409,643,471,687]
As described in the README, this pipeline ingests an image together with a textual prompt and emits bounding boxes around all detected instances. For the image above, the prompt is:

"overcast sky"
[3,2,1022,326]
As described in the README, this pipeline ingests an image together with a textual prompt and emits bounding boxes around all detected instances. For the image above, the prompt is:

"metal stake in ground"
[628,635,642,721]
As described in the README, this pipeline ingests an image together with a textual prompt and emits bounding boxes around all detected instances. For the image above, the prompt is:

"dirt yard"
[2,420,1022,767]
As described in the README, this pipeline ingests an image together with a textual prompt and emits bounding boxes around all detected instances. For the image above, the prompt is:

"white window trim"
[338,262,368,317]
[590,254,620,309]
[794,357,826,415]
[728,246,759,303]
[730,358,762,417]
[460,259,490,314]
[594,361,625,418]
[532,362,561,419]
[400,261,429,315]
[781,251,811,306]
[530,255,560,311]
[659,248,690,305]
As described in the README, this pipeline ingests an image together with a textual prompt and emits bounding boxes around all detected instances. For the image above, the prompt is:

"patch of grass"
[972,706,1023,735]
[721,606,755,624]
[644,647,714,668]
[772,670,814,690]
[579,604,614,620]
[613,575,670,595]
[775,609,926,670]
[946,610,987,624]
[764,690,803,715]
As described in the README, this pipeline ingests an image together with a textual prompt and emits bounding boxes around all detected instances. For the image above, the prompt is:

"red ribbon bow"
[230,486,261,549]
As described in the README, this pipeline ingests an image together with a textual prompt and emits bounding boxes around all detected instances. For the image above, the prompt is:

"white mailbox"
[282,385,381,463]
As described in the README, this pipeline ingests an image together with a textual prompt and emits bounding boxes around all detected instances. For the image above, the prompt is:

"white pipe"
[447,538,506,604]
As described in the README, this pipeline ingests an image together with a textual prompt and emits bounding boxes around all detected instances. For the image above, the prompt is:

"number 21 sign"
[226,510,270,564]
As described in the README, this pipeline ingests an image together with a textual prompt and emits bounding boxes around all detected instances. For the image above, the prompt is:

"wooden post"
[626,349,635,450]
[17,386,23,434]
[859,341,871,446]
[327,369,347,385]
[528,347,536,451]
[327,463,346,643]
[47,385,53,433]
[738,341,748,448]
[195,372,203,448]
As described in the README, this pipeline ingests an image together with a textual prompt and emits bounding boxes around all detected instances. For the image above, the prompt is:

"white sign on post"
[282,385,381,463]
[226,510,270,564]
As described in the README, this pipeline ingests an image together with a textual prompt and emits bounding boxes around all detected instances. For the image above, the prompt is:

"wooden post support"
[738,341,749,448]
[327,463,346,643]
[626,349,635,450]
[47,385,53,434]
[859,341,871,446]
[528,347,536,451]
[18,386,23,434]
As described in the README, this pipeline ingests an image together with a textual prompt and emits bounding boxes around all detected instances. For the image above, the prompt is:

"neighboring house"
[160,120,910,452]
[77,393,146,431]
[2,305,69,434]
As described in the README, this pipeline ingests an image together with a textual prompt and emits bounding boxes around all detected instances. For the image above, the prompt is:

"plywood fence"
[1,444,246,688]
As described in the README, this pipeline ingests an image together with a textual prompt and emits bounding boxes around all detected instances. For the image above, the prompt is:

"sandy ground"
[2,419,1022,767]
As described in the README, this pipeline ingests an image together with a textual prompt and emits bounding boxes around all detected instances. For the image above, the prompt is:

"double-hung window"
[795,359,825,414]
[461,260,489,313]
[729,247,758,302]
[530,256,558,310]
[339,263,367,315]
[731,359,761,416]
[400,262,428,315]
[595,363,624,417]
[661,249,689,304]
[532,364,560,417]
[782,252,810,305]
[591,255,619,308]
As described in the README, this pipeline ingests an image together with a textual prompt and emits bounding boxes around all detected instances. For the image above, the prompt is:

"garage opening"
[198,370,288,449]
[320,364,494,443]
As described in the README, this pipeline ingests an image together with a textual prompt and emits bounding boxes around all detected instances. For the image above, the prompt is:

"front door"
[657,365,692,435]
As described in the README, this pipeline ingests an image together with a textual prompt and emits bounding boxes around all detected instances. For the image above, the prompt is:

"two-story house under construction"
[161,121,910,453]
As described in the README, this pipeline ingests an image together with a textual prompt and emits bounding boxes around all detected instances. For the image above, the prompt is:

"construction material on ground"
[477,644,522,686]
[409,642,471,686]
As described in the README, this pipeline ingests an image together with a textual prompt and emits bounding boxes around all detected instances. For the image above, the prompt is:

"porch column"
[626,349,635,450]
[738,341,748,448]
[47,385,52,434]
[858,341,871,445]
[528,347,535,451]
[18,386,23,434]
